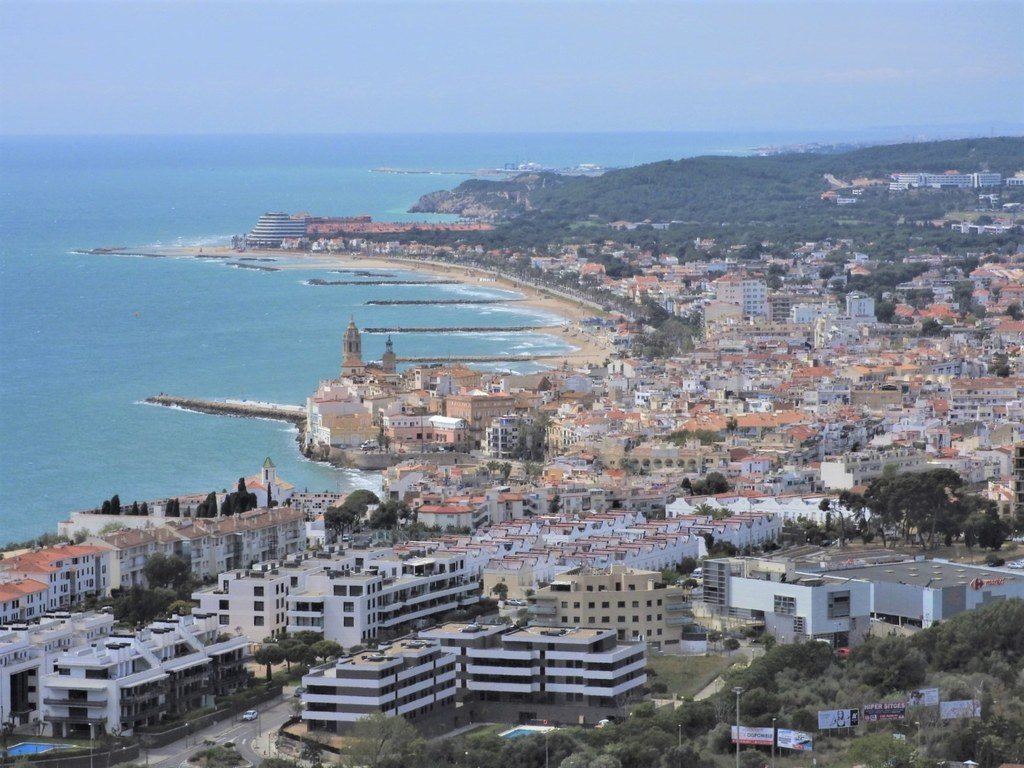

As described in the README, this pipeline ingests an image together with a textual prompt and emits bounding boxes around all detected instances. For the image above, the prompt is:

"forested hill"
[410,136,1024,232]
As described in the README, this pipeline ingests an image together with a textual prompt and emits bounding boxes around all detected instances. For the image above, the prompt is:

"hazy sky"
[1,0,1021,135]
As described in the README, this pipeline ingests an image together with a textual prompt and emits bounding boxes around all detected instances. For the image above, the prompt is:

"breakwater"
[363,325,551,334]
[364,299,518,306]
[144,395,306,426]
[305,278,462,286]
[396,354,563,363]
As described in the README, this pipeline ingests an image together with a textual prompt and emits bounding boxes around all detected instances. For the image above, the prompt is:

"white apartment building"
[714,275,768,319]
[699,557,872,647]
[302,638,456,731]
[845,292,876,321]
[0,612,115,726]
[194,553,329,641]
[948,378,1023,423]
[286,552,480,647]
[485,415,533,459]
[41,613,250,737]
[889,172,1002,190]
[820,447,929,489]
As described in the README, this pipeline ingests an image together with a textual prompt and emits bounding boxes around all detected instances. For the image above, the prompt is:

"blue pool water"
[8,743,70,756]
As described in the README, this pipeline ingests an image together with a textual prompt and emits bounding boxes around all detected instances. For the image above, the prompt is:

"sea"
[0,129,952,542]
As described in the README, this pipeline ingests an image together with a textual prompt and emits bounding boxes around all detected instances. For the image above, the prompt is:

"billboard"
[777,729,814,752]
[908,688,940,707]
[817,709,859,729]
[730,726,774,746]
[940,700,981,720]
[863,702,906,722]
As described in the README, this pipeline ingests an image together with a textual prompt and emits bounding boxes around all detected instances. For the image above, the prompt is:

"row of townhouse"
[301,622,647,732]
[0,545,110,616]
[93,507,307,589]
[0,611,249,737]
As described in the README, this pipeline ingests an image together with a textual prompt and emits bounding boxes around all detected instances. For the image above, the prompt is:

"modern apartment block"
[299,621,648,731]
[41,613,250,737]
[302,638,457,731]
[528,564,687,650]
[0,545,111,610]
[194,555,328,641]
[419,622,647,726]
[286,551,480,647]
[0,612,116,727]
[698,557,871,647]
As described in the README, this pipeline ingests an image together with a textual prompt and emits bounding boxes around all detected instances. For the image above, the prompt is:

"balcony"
[529,603,556,615]
[43,698,106,708]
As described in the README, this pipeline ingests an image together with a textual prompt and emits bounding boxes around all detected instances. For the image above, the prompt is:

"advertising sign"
[863,702,906,722]
[940,700,981,720]
[817,709,859,729]
[730,726,774,746]
[777,729,814,752]
[908,688,940,707]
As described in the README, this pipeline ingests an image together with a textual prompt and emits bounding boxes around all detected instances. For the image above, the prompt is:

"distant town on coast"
[5,135,1024,768]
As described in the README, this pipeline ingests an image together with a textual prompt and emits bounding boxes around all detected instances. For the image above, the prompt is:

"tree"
[324,506,358,543]
[920,317,945,337]
[111,586,176,625]
[369,501,404,530]
[110,494,121,513]
[253,644,285,681]
[142,553,191,590]
[311,640,343,662]
[491,582,509,601]
[341,713,424,768]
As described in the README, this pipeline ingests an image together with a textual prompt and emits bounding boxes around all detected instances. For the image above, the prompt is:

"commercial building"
[698,557,872,647]
[821,560,1024,629]
[528,564,687,650]
[302,638,457,731]
[41,613,250,737]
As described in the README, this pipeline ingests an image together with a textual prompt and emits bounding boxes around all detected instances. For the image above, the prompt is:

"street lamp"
[732,686,744,768]
[677,723,682,768]
[771,717,777,768]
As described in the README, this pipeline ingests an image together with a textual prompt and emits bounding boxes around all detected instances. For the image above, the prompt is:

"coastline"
[105,245,615,368]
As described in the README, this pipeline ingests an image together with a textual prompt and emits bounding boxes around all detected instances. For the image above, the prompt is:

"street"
[144,690,294,768]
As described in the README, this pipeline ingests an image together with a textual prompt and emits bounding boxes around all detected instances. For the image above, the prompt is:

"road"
[143,690,294,768]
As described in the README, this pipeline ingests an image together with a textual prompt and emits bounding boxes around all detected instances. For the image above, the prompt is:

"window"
[601,602,609,609]
[254,616,264,626]
[254,601,264,611]
[617,601,625,608]
[219,600,229,610]
[344,602,354,612]
[601,616,610,624]
[828,591,851,619]
[219,615,230,625]
[774,595,796,616]
[343,617,354,627]
[253,586,264,597]
[350,586,363,596]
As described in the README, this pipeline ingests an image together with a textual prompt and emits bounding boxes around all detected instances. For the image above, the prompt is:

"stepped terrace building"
[41,613,250,737]
[247,212,309,246]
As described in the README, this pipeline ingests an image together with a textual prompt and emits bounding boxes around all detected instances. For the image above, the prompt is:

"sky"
[1,0,1022,135]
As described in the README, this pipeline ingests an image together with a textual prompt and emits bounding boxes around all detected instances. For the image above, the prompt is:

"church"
[340,317,397,381]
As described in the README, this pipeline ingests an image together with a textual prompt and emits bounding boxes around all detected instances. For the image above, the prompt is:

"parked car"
[242,710,258,721]
[293,687,306,698]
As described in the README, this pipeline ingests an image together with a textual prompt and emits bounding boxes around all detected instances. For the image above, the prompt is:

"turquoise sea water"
[0,130,921,541]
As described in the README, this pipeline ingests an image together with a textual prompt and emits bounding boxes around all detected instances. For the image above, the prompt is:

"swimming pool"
[499,726,555,739]
[8,743,71,757]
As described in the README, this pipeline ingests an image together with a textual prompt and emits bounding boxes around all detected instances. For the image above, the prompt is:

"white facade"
[700,558,872,646]
[820,447,929,489]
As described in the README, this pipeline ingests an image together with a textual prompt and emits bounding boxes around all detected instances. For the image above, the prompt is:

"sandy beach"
[120,245,615,368]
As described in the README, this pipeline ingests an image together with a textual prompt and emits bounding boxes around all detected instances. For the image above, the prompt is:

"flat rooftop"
[822,560,1023,589]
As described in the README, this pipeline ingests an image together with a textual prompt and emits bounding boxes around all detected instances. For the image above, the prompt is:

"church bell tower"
[341,317,364,377]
